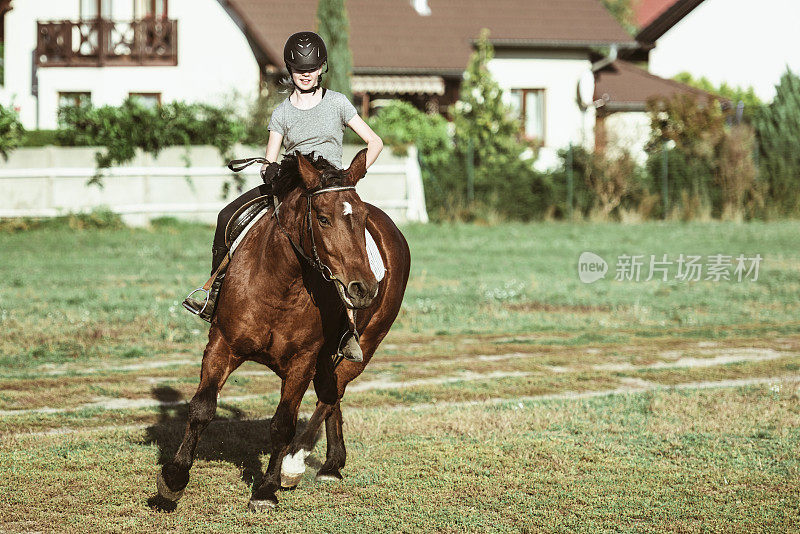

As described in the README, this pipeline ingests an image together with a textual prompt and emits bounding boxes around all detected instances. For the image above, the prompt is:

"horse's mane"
[271,152,347,199]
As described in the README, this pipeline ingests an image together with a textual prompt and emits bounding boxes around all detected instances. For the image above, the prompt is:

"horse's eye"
[317,215,330,226]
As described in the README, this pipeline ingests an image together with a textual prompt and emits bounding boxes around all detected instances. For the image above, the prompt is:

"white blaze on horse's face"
[342,201,353,216]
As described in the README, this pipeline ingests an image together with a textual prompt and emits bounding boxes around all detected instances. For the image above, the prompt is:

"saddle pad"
[366,229,386,282]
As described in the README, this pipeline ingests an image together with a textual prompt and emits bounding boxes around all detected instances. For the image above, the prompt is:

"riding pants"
[211,183,272,275]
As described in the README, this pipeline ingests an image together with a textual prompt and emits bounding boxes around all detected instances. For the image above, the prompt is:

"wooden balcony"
[36,18,178,67]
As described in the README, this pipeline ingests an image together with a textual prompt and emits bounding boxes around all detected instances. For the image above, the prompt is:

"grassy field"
[1,220,799,532]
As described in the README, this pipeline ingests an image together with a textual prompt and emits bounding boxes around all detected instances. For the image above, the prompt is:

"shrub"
[0,208,124,233]
[21,129,60,147]
[367,100,458,218]
[0,103,25,160]
[553,145,646,221]
[717,125,758,220]
[57,98,245,184]
[645,93,760,219]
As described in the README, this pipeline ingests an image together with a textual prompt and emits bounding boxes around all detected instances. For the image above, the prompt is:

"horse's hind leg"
[316,403,346,481]
[281,352,339,484]
[157,331,238,501]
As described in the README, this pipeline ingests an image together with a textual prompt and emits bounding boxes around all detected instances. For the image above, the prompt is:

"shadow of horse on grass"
[140,386,321,512]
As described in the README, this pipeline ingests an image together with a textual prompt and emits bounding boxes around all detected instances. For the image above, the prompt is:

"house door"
[78,0,113,57]
[134,0,168,19]
[80,0,113,20]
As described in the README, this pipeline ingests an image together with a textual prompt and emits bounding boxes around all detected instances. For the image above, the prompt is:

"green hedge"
[57,98,244,170]
[0,102,25,160]
[21,130,60,147]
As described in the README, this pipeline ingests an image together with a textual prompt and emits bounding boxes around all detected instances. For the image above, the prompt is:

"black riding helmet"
[283,31,328,94]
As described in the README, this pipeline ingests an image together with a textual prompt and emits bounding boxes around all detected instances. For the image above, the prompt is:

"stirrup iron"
[182,287,210,315]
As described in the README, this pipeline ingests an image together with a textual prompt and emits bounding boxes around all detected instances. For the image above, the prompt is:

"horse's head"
[295,148,378,309]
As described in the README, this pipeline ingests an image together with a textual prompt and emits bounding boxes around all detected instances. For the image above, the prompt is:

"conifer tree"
[452,28,524,169]
[316,0,353,101]
[753,69,800,215]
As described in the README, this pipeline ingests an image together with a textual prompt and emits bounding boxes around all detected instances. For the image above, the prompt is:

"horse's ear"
[295,151,321,190]
[344,148,368,186]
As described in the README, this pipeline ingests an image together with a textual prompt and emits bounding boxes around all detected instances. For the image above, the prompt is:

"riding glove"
[260,162,280,185]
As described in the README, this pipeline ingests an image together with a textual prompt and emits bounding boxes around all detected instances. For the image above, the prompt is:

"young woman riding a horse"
[183,31,384,362]
[162,31,409,511]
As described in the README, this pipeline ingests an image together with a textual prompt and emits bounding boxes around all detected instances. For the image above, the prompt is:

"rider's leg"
[340,331,363,362]
[211,183,272,272]
[183,183,272,321]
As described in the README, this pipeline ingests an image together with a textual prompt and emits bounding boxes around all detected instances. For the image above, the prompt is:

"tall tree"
[316,0,353,101]
[452,28,524,169]
[753,69,800,215]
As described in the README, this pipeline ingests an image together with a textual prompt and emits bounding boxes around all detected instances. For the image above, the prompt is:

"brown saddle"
[223,195,273,249]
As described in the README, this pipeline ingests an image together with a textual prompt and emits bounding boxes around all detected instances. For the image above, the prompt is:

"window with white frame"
[508,88,545,142]
[129,92,161,108]
[59,91,92,108]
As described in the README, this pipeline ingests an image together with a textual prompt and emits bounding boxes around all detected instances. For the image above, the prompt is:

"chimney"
[410,0,431,16]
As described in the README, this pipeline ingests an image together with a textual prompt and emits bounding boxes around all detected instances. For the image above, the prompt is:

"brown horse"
[156,148,411,510]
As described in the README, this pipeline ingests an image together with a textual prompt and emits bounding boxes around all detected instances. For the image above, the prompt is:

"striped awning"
[351,75,445,95]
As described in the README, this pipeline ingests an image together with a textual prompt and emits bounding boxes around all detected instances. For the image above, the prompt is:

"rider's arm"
[264,130,282,163]
[260,131,283,176]
[347,115,383,169]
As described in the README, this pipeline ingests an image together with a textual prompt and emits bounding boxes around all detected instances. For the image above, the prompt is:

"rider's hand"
[260,162,280,184]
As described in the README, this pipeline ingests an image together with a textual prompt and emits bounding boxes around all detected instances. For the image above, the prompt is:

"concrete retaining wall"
[0,144,428,226]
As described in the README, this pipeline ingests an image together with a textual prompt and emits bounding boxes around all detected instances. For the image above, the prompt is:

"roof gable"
[634,0,679,28]
[635,0,706,43]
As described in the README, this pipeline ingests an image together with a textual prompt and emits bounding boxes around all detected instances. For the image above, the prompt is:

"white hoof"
[156,472,185,502]
[280,449,310,488]
[248,499,276,512]
[315,473,342,483]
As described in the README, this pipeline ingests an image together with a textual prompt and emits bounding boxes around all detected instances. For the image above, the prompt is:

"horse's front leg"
[157,331,238,501]
[249,354,315,511]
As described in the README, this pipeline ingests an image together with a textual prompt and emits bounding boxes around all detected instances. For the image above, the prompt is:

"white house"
[1,0,642,169]
[0,0,260,129]
[221,0,639,169]
[635,0,800,102]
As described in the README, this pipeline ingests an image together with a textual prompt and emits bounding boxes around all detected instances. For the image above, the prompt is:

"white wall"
[0,145,428,225]
[2,0,259,129]
[648,0,800,102]
[488,49,595,170]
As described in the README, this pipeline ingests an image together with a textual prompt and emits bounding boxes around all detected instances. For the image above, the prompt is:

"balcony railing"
[36,18,178,67]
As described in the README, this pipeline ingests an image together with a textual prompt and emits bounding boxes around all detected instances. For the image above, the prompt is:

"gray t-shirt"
[267,89,358,169]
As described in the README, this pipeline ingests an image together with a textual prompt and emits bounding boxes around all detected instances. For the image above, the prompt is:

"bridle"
[225,156,357,291]
[274,185,357,294]
[226,156,365,367]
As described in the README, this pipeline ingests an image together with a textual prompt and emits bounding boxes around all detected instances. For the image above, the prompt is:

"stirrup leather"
[182,255,230,321]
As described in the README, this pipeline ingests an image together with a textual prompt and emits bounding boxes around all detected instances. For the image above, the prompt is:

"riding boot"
[339,331,363,363]
[182,246,229,323]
